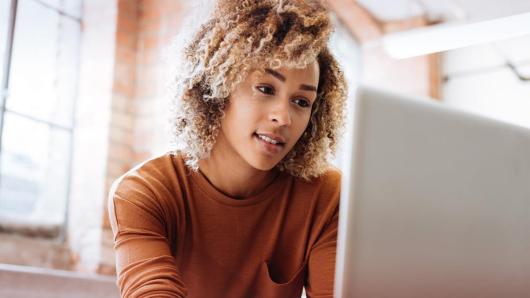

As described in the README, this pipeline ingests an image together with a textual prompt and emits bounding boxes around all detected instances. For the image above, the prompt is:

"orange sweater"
[108,152,340,297]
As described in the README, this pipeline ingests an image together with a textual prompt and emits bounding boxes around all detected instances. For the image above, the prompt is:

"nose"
[269,100,292,127]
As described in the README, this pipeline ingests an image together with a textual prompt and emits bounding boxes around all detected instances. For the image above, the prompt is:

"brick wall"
[98,0,184,275]
[132,0,183,160]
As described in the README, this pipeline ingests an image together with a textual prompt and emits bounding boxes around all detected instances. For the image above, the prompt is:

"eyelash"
[256,85,311,108]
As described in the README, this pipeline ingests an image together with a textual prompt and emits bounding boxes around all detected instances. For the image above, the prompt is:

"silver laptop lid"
[335,86,530,298]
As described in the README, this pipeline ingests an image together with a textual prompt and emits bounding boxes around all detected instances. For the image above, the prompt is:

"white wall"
[441,35,530,129]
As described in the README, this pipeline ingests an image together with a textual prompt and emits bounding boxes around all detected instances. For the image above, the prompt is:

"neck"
[198,146,278,200]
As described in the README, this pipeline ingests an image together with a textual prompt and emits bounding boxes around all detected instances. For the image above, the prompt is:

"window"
[0,0,82,236]
[328,17,361,169]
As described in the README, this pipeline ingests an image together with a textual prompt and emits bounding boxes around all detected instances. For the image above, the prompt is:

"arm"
[304,206,339,298]
[108,175,187,298]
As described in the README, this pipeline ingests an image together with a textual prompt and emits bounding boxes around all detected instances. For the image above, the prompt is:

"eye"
[256,85,274,95]
[293,98,311,108]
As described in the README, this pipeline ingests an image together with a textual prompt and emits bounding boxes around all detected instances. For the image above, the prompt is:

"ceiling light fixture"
[382,11,530,59]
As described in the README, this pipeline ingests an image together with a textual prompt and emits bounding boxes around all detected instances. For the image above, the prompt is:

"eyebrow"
[265,68,285,82]
[300,84,317,92]
[264,68,318,93]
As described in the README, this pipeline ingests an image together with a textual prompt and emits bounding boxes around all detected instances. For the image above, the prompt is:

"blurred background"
[0,0,529,296]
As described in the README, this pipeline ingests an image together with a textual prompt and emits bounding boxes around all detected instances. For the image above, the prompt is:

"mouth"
[253,132,285,154]
[254,132,285,145]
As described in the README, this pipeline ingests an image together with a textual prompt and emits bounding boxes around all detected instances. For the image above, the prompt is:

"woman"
[108,0,347,297]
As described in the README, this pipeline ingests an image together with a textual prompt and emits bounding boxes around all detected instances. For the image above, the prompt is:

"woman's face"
[215,61,320,171]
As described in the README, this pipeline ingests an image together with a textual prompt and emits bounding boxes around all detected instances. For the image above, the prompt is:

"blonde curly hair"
[170,0,347,180]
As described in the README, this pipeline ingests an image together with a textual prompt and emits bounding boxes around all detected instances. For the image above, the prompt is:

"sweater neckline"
[175,155,289,207]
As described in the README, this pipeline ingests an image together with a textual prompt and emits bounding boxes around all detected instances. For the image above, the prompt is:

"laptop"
[334,86,530,298]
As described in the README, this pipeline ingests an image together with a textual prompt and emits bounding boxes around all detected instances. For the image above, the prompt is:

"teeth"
[258,134,280,145]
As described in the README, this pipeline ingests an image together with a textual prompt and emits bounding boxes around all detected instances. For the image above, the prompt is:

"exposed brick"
[114,60,136,82]
[97,227,117,275]
[109,125,134,146]
[99,0,184,274]
[116,46,137,63]
[106,158,132,180]
[139,0,164,21]
[132,150,154,162]
[108,139,134,156]
[111,94,135,114]
[111,110,135,131]
[117,1,138,35]
[139,14,163,32]
[137,47,161,66]
[118,0,138,15]
[138,32,164,52]
[0,233,74,271]
[116,30,138,50]
[135,76,163,98]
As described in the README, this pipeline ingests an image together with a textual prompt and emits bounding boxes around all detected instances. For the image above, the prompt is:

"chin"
[247,156,282,172]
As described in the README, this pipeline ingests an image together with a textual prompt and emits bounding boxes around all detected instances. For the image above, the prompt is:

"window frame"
[0,0,82,241]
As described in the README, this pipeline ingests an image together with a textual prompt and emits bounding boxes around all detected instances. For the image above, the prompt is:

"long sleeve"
[304,205,339,298]
[105,153,342,297]
[108,174,187,298]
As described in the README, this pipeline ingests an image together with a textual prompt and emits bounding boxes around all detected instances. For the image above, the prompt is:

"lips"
[254,132,286,145]
[253,133,285,155]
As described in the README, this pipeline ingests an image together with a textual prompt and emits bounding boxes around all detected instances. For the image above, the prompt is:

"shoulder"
[108,151,187,207]
[287,167,341,238]
[289,166,341,212]
[294,166,341,195]
[319,166,342,187]
[107,152,187,236]
[111,153,168,191]
[315,166,341,203]
[107,152,190,232]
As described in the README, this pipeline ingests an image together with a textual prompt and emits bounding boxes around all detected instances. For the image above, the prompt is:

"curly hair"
[170,0,347,180]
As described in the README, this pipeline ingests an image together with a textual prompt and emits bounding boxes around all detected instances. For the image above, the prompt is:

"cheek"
[291,112,312,142]
[299,111,312,132]
[221,103,257,137]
